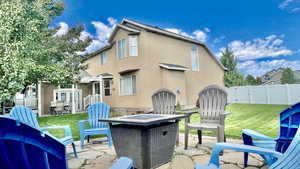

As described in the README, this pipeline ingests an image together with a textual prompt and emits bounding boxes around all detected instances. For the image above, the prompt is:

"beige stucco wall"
[84,26,225,109]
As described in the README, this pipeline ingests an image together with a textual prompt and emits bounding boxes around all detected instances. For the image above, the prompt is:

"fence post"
[266,86,270,104]
[248,86,253,104]
[286,84,291,105]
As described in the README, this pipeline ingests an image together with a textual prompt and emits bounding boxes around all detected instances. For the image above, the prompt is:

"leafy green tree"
[0,0,91,102]
[245,75,257,85]
[281,68,296,84]
[220,48,245,87]
[255,77,262,85]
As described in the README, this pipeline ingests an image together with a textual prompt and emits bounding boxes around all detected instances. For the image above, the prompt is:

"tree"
[245,75,257,85]
[0,0,91,102]
[281,68,296,84]
[220,48,245,87]
[255,77,262,85]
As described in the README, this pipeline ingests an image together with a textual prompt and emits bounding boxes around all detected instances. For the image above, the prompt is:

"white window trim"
[117,39,127,60]
[191,46,200,71]
[119,75,136,96]
[129,35,138,56]
[103,79,112,96]
[100,52,107,65]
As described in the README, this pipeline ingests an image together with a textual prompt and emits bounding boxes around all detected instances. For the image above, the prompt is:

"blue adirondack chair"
[242,102,300,167]
[79,102,112,149]
[9,106,78,157]
[0,116,133,169]
[195,125,300,169]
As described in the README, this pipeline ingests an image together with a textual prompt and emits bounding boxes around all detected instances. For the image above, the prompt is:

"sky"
[52,0,300,77]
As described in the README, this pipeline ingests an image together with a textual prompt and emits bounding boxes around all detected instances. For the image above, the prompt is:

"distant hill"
[260,68,300,85]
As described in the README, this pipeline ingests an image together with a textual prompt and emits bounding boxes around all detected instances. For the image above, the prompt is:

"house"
[14,19,226,115]
[82,18,226,113]
[261,68,300,85]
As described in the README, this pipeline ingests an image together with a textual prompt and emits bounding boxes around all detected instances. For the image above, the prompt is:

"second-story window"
[117,39,126,59]
[129,35,138,56]
[100,52,107,65]
[191,45,199,71]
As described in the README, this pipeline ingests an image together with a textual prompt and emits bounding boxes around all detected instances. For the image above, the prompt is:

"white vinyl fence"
[226,84,300,105]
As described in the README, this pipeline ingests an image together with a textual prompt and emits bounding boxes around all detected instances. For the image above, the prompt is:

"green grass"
[39,113,88,140]
[39,104,290,140]
[179,104,290,139]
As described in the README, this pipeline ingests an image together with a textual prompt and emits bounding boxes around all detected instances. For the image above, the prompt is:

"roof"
[87,18,227,71]
[159,63,189,71]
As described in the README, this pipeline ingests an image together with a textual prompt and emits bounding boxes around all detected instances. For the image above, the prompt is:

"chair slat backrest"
[87,102,110,128]
[0,117,67,169]
[198,85,227,123]
[10,106,40,129]
[151,88,176,114]
[270,126,300,169]
[275,102,300,153]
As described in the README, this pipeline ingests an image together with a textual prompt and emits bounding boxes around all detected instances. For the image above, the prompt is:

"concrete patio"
[67,133,267,169]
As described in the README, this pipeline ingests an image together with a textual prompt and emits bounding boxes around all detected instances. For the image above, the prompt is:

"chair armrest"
[222,111,231,116]
[78,120,88,133]
[208,143,283,167]
[40,125,72,137]
[242,129,274,141]
[109,157,133,169]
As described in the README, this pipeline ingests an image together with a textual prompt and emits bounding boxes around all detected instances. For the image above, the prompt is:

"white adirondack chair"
[184,85,230,149]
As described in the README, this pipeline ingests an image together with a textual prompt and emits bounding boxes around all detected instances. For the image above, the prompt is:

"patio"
[67,133,267,169]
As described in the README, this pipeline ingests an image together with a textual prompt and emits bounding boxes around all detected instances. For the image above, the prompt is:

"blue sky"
[53,0,300,77]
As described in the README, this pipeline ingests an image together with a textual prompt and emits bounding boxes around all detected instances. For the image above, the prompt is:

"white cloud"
[238,59,300,76]
[192,30,208,42]
[218,35,293,60]
[80,17,117,54]
[278,0,300,13]
[79,31,92,41]
[279,0,294,9]
[165,27,210,42]
[54,22,69,37]
[204,27,210,33]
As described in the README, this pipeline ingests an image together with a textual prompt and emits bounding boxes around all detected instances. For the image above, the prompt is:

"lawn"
[39,104,290,140]
[178,103,290,139]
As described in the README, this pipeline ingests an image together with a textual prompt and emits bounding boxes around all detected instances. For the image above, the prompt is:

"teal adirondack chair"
[0,116,133,169]
[242,102,300,167]
[194,125,300,169]
[9,106,78,157]
[78,102,112,149]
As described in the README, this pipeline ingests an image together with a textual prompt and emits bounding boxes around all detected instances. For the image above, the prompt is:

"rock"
[156,162,171,169]
[221,164,241,169]
[192,155,211,165]
[170,155,194,169]
[221,151,263,167]
[82,154,115,169]
[175,146,206,156]
[245,167,259,169]
[77,150,104,160]
[68,158,86,169]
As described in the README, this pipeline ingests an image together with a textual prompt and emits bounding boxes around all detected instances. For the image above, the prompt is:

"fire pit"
[99,114,186,169]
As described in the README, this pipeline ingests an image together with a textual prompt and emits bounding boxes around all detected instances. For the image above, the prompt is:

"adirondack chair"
[151,88,181,145]
[242,102,300,167]
[185,85,229,149]
[9,106,78,157]
[151,88,177,114]
[78,102,112,149]
[0,116,133,169]
[194,125,300,169]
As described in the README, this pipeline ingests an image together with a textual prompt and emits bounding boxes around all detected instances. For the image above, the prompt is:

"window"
[104,79,112,96]
[100,52,107,65]
[120,75,136,96]
[117,39,126,59]
[191,46,199,71]
[129,35,138,56]
[94,82,100,95]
